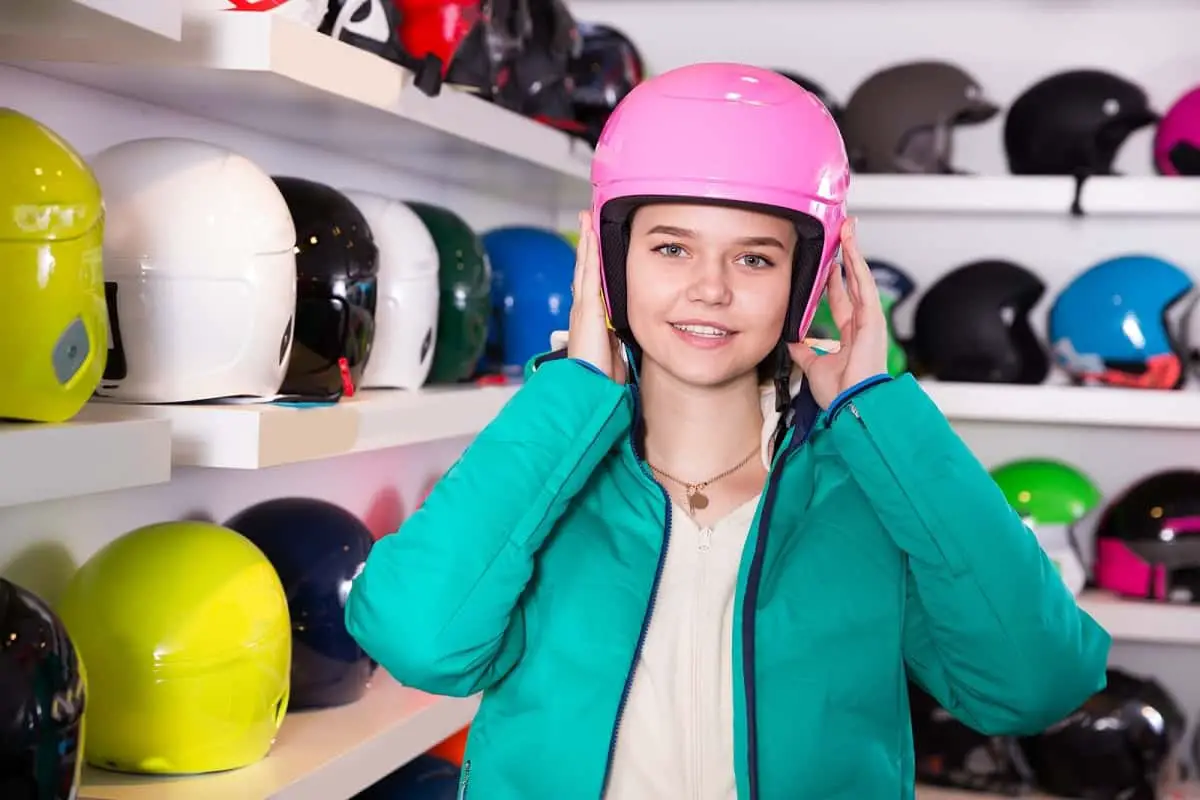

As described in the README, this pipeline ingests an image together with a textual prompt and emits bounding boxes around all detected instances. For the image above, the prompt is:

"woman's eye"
[654,243,686,257]
[739,254,775,268]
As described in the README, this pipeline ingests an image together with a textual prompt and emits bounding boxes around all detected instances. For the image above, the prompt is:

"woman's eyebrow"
[645,226,786,251]
[734,236,786,250]
[645,224,696,238]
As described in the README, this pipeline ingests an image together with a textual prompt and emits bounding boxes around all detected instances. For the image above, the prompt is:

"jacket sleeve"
[824,374,1111,735]
[345,354,634,697]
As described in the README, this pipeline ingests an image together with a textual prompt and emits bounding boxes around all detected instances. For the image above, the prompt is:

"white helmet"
[90,138,297,403]
[341,191,439,390]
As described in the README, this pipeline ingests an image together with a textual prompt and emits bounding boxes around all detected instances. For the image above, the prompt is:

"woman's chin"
[645,347,763,389]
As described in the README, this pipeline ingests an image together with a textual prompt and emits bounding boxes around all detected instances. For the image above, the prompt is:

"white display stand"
[2,0,1199,796]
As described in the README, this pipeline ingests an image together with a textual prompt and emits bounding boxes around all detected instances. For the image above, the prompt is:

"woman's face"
[625,203,797,388]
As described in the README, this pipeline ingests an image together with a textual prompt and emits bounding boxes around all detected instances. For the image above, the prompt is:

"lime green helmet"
[408,202,492,383]
[0,109,108,422]
[991,458,1100,595]
[990,458,1102,524]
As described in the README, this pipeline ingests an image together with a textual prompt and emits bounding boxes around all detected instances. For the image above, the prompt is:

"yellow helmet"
[57,521,291,775]
[0,109,107,422]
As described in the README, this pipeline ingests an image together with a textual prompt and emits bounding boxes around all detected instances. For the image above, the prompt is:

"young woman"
[346,62,1110,799]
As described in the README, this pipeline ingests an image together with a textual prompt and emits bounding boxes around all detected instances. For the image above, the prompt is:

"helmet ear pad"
[596,196,830,349]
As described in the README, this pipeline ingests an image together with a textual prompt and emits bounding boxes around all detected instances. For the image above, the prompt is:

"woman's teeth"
[672,323,728,338]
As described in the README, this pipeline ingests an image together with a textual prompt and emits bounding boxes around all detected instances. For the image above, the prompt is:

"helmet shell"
[408,202,492,383]
[57,521,290,775]
[481,226,575,372]
[342,191,440,391]
[1004,70,1158,176]
[990,458,1102,524]
[1155,86,1200,176]
[590,62,850,346]
[0,109,107,422]
[1048,254,1192,390]
[912,259,1049,384]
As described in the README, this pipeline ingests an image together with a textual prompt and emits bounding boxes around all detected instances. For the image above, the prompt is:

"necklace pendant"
[687,486,709,511]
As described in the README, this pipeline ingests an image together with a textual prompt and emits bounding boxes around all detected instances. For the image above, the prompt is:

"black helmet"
[570,23,646,146]
[272,176,380,400]
[912,259,1049,384]
[439,0,530,111]
[1095,469,1200,604]
[1019,668,1186,799]
[1004,69,1159,176]
[0,578,87,800]
[909,680,1035,794]
[511,0,588,139]
[841,60,998,174]
[772,70,844,127]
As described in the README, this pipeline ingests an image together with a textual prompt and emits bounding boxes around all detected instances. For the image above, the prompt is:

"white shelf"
[921,381,1200,431]
[0,12,590,199]
[0,0,182,41]
[848,175,1200,217]
[80,383,520,469]
[1078,590,1200,646]
[0,415,171,508]
[79,673,479,800]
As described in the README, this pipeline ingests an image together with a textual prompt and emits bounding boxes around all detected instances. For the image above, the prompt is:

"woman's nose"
[687,258,732,305]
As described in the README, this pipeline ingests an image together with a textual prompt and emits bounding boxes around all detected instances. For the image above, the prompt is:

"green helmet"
[989,458,1102,524]
[408,202,492,383]
[0,108,108,422]
[806,295,908,377]
[990,458,1099,595]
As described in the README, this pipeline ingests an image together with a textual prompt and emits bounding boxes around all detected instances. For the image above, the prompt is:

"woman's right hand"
[567,210,627,384]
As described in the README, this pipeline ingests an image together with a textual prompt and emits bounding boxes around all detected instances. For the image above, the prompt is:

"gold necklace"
[648,443,760,515]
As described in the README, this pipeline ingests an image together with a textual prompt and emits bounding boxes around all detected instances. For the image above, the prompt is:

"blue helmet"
[480,227,575,373]
[869,259,916,306]
[1048,254,1193,390]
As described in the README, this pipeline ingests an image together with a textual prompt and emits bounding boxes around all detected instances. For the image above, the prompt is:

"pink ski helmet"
[590,62,850,347]
[1154,85,1200,176]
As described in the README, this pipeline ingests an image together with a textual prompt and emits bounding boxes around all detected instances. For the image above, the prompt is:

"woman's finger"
[841,218,880,314]
[826,261,854,338]
[839,231,864,313]
[581,217,602,301]
[572,211,589,300]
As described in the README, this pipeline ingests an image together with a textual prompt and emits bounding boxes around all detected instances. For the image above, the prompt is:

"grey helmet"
[841,60,999,174]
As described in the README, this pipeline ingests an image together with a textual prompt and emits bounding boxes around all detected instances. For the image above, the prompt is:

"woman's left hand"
[788,218,890,409]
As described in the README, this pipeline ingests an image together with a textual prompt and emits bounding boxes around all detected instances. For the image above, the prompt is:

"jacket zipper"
[741,412,818,800]
[693,526,711,799]
[458,760,470,800]
[600,390,673,796]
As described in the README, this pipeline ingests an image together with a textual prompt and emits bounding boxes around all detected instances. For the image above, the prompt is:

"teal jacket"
[346,354,1111,799]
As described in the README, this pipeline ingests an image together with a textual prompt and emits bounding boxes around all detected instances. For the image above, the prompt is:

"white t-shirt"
[605,494,761,799]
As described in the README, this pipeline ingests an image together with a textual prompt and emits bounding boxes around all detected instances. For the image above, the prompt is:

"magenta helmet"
[590,61,850,348]
[1154,85,1200,176]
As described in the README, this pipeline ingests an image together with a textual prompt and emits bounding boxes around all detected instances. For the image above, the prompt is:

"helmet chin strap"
[770,339,792,461]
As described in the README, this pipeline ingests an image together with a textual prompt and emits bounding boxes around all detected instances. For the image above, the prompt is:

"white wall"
[0,62,558,604]
[569,0,1200,763]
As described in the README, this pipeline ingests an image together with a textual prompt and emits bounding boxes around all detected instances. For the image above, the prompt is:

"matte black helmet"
[912,259,1049,384]
[1004,69,1159,176]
